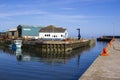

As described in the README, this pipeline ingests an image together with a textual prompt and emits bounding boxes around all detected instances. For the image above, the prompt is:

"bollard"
[109,41,112,48]
[112,38,115,42]
[100,47,109,56]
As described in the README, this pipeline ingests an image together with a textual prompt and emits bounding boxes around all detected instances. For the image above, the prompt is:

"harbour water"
[0,41,107,80]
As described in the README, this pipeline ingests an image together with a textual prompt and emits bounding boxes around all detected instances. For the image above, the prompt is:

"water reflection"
[15,48,22,61]
[0,42,108,80]
[2,43,95,64]
[14,49,33,62]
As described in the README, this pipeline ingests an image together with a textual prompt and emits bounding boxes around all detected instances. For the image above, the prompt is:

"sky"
[0,0,120,38]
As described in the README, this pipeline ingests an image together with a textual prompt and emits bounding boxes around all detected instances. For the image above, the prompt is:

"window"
[53,35,57,37]
[45,34,50,37]
[12,31,14,36]
[47,34,49,36]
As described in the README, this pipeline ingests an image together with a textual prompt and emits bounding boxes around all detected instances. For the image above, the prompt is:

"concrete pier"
[97,36,120,42]
[22,39,95,53]
[79,39,120,80]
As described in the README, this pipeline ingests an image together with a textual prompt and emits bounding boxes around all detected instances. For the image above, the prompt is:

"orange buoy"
[100,47,109,56]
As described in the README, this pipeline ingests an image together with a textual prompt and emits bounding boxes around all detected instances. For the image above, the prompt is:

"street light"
[76,28,81,40]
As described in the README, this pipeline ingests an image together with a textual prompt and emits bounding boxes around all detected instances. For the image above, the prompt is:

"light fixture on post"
[76,28,81,40]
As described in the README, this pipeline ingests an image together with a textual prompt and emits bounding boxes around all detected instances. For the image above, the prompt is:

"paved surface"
[79,39,120,80]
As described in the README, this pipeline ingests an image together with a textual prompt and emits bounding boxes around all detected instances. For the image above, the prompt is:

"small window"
[53,35,57,37]
[12,31,14,36]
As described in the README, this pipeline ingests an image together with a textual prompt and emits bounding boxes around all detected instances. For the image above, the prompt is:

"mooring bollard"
[100,47,109,56]
[112,38,115,42]
[109,41,112,48]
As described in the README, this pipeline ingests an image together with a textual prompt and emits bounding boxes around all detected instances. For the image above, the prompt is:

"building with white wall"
[39,25,68,40]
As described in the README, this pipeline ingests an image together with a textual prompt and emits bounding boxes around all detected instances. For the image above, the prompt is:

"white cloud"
[0,10,47,18]
[33,13,90,24]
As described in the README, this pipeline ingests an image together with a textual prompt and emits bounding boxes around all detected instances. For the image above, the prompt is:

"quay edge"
[22,38,96,53]
[97,36,120,42]
[79,39,120,80]
[0,38,96,53]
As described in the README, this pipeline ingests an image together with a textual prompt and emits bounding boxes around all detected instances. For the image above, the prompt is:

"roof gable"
[8,28,17,32]
[17,24,43,28]
[40,25,66,33]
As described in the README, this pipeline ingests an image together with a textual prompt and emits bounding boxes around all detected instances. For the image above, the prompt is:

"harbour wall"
[79,38,120,80]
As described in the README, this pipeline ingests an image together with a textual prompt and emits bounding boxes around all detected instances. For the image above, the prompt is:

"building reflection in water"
[15,48,22,61]
[2,43,95,65]
[14,48,31,61]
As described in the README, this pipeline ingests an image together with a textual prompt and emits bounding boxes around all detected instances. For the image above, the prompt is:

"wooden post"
[64,44,66,54]
[49,44,51,53]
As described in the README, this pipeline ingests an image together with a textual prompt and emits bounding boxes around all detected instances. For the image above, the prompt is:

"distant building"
[7,28,18,39]
[39,25,68,40]
[0,32,7,39]
[17,25,43,39]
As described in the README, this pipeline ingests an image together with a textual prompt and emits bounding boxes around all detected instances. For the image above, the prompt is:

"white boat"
[14,40,22,48]
[15,48,23,61]
[11,40,22,49]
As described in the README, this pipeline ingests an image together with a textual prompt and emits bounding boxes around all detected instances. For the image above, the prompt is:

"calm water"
[0,41,107,80]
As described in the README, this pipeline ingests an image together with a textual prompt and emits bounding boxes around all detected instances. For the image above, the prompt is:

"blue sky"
[0,0,120,37]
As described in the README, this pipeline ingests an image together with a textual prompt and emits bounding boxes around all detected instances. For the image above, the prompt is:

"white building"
[39,25,68,40]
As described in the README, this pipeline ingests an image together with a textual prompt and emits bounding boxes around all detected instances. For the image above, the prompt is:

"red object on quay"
[100,47,109,56]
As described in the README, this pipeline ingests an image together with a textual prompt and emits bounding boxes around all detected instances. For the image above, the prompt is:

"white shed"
[39,25,68,40]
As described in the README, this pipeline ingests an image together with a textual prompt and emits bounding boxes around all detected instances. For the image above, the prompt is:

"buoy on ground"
[100,47,109,56]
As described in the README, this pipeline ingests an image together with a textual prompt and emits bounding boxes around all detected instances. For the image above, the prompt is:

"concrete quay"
[79,39,120,80]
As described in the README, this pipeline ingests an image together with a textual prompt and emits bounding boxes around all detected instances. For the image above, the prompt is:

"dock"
[79,39,120,80]
[97,36,120,42]
[22,39,95,53]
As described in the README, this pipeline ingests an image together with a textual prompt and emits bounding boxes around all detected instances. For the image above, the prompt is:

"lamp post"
[76,28,81,40]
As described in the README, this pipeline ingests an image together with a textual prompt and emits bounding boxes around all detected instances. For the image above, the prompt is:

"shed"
[39,25,68,40]
[17,25,43,39]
